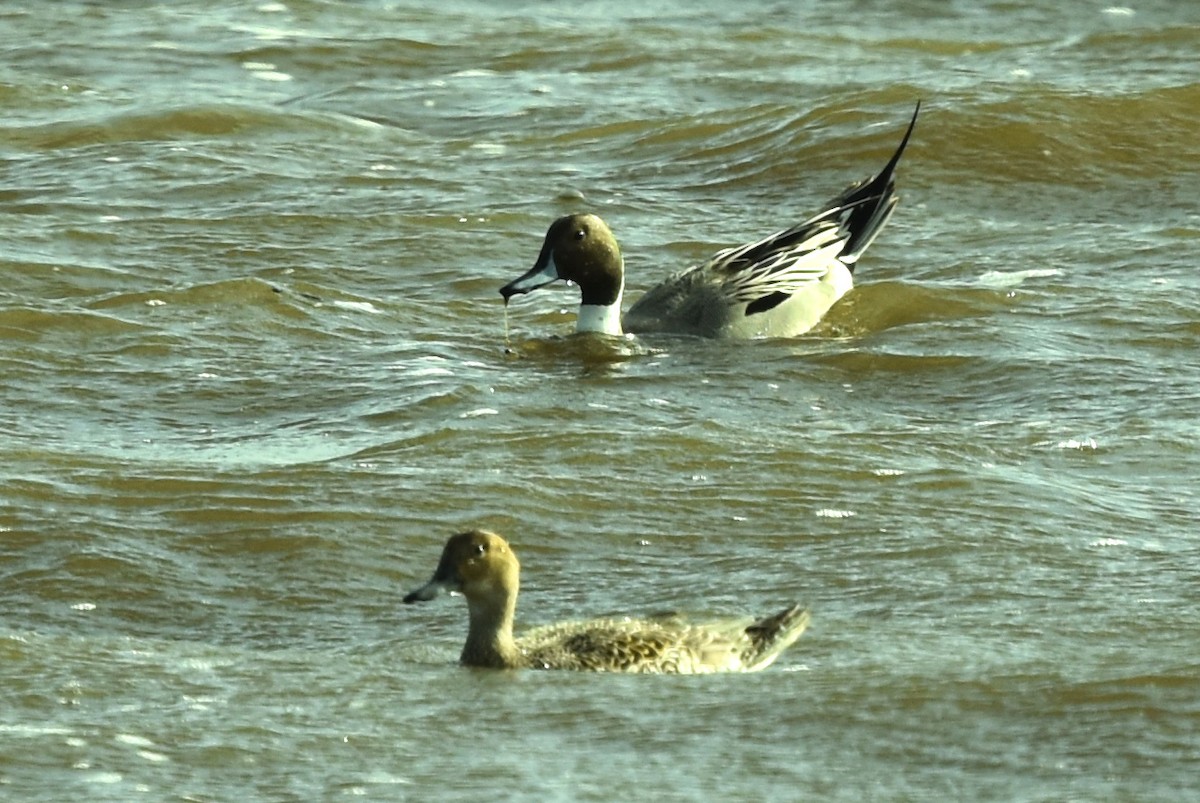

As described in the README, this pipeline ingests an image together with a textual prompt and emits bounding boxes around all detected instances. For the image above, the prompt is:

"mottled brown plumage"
[403,530,811,673]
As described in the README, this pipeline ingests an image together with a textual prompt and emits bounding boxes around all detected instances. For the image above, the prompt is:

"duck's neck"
[461,591,522,669]
[576,284,624,336]
[573,255,624,333]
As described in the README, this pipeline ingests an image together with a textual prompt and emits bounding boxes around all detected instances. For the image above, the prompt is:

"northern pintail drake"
[403,529,811,673]
[500,102,920,338]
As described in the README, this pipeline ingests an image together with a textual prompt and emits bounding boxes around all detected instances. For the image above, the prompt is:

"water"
[3,1,1198,799]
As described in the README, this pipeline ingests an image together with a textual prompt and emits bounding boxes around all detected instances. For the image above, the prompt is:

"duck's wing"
[708,217,850,315]
[623,215,850,335]
[711,100,921,316]
[626,104,920,336]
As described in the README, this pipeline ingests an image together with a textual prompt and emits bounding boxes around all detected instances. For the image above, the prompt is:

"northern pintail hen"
[500,102,920,338]
[403,529,811,673]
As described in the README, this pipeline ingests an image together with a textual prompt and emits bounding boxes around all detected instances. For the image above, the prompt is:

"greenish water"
[3,1,1199,800]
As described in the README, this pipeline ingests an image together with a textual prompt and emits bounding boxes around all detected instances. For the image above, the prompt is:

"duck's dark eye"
[473,543,486,556]
[574,228,586,241]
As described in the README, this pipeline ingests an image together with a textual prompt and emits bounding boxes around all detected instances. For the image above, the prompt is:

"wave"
[2,102,394,151]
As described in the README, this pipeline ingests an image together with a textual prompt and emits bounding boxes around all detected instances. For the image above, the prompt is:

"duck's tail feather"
[741,604,811,671]
[828,100,920,272]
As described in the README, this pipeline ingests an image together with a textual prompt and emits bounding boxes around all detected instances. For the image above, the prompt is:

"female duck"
[403,529,811,673]
[500,103,919,339]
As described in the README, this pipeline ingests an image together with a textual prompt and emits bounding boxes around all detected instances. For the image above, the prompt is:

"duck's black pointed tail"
[830,100,921,271]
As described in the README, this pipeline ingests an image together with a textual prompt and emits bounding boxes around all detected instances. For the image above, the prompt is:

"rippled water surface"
[3,1,1199,800]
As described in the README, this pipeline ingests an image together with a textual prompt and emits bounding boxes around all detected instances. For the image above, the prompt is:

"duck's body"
[500,102,919,339]
[403,530,810,674]
[620,231,854,338]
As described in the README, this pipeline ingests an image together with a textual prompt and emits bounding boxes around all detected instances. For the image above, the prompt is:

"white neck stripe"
[576,289,624,336]
[575,259,623,335]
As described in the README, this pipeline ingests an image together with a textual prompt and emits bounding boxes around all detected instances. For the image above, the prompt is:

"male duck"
[500,102,919,338]
[404,529,811,673]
